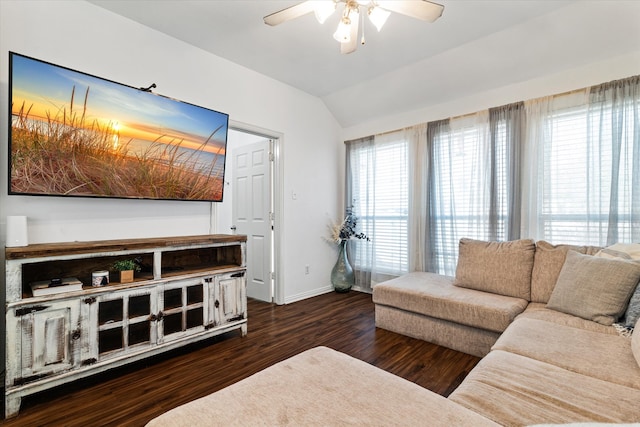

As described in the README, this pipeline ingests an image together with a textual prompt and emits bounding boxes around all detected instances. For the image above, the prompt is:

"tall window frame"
[526,77,640,245]
[346,134,410,290]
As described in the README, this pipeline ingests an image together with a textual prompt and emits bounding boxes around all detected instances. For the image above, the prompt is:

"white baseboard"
[283,286,333,304]
[282,285,370,304]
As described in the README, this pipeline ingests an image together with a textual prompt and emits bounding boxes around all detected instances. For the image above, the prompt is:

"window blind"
[352,139,409,276]
[540,101,637,245]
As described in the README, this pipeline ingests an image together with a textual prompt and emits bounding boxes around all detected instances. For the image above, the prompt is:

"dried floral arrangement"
[329,207,370,244]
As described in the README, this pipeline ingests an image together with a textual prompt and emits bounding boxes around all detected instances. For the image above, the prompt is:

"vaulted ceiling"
[88,1,640,127]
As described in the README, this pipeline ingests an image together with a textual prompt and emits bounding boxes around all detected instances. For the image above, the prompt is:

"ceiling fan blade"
[264,1,316,26]
[340,8,359,54]
[376,0,444,23]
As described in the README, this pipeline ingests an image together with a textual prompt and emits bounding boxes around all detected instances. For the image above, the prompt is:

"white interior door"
[232,139,272,302]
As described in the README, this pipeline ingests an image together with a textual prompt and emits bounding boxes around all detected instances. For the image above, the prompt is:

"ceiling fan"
[264,0,444,54]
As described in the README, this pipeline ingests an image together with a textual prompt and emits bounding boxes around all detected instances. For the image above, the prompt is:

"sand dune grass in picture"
[9,53,229,202]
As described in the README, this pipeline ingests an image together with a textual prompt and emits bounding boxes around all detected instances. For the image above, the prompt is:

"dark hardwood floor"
[3,291,480,427]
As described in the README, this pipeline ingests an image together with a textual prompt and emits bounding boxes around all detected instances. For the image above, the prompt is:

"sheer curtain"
[346,132,410,291]
[522,95,553,239]
[589,76,640,244]
[523,76,639,245]
[489,102,525,240]
[523,90,589,242]
[346,75,639,288]
[427,103,524,275]
[428,114,492,275]
[346,126,429,290]
[425,118,453,274]
[407,124,429,272]
[345,136,374,290]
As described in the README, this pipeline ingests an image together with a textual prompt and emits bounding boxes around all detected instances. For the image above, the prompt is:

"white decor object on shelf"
[6,216,28,247]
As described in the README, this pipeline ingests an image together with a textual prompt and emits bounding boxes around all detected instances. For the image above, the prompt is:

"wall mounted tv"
[9,52,229,202]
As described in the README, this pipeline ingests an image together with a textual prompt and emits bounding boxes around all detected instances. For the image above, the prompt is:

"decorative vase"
[331,240,355,293]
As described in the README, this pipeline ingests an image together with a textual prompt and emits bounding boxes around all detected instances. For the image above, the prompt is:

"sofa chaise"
[146,239,640,426]
[372,239,609,357]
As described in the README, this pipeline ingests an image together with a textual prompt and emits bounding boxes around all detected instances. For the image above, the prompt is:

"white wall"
[341,51,640,140]
[0,1,343,304]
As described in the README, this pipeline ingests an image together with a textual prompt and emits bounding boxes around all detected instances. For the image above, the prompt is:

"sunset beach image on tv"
[9,52,229,202]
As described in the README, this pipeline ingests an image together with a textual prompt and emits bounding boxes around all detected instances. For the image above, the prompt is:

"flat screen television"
[8,52,229,202]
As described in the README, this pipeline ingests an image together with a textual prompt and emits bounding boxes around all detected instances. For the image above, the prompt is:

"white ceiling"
[88,0,640,127]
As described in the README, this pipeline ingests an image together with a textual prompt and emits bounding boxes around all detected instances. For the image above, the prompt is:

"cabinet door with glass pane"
[87,287,157,363]
[158,278,207,344]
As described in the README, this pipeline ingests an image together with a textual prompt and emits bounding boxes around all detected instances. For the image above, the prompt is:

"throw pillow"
[454,238,536,300]
[595,243,640,329]
[547,250,640,325]
[596,242,640,260]
[624,287,640,329]
[530,241,591,304]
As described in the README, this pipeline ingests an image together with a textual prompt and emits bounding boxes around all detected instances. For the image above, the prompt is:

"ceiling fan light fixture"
[368,5,390,31]
[312,1,336,24]
[264,0,445,54]
[333,15,352,43]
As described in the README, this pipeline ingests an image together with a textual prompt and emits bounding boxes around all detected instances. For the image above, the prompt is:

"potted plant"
[112,259,141,284]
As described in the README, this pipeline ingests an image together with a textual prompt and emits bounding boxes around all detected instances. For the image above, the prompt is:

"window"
[537,97,638,245]
[346,76,639,288]
[429,117,512,275]
[348,137,409,278]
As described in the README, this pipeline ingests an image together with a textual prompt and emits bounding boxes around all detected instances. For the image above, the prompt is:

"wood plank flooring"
[3,291,480,427]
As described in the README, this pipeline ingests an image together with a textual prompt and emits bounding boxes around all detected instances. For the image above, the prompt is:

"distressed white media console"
[4,234,247,418]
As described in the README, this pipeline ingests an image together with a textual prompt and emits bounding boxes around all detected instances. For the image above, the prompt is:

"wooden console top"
[6,234,246,260]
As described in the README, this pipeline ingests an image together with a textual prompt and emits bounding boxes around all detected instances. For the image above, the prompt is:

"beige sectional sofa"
[147,239,640,426]
[373,238,640,425]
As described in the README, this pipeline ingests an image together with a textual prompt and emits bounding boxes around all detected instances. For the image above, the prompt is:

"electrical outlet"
[305,265,310,275]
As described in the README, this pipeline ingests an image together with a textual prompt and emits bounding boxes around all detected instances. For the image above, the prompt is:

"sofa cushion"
[530,241,595,303]
[449,350,640,426]
[518,303,619,336]
[546,251,640,325]
[492,317,640,389]
[145,346,500,427]
[373,272,528,333]
[453,238,536,300]
[375,304,500,357]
